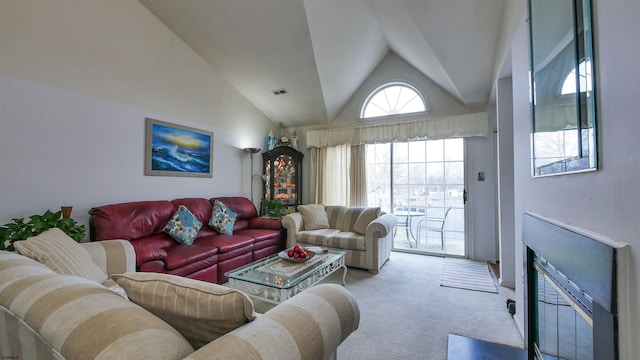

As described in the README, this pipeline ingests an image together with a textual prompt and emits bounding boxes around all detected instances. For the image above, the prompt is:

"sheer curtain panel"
[323,145,351,206]
[350,145,367,206]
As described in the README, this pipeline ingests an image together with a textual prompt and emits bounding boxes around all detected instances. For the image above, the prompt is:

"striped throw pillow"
[298,204,330,230]
[0,251,194,360]
[353,207,381,234]
[14,227,108,283]
[112,272,257,349]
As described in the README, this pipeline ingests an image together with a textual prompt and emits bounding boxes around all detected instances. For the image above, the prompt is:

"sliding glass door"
[366,139,466,256]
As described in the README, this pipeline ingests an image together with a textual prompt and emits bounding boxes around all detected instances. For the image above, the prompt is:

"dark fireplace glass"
[533,261,593,360]
[524,214,619,360]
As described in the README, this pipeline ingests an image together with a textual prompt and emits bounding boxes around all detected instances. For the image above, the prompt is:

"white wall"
[0,0,276,234]
[466,112,498,261]
[496,76,515,287]
[511,1,640,357]
[331,51,485,127]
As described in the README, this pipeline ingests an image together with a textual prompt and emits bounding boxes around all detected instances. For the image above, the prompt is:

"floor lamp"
[243,147,261,204]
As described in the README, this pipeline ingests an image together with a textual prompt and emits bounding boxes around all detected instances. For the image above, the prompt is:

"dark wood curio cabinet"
[262,146,303,212]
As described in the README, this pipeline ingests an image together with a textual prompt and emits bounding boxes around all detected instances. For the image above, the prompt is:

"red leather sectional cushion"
[233,219,249,232]
[211,244,253,263]
[251,237,281,251]
[138,257,220,278]
[216,252,253,283]
[139,260,165,273]
[248,217,283,230]
[163,244,219,270]
[89,200,175,240]
[197,226,219,238]
[254,245,280,261]
[234,228,281,243]
[130,235,175,266]
[211,197,258,220]
[170,198,213,225]
[183,265,218,284]
[131,234,176,249]
[134,246,168,265]
[167,257,218,277]
[195,234,254,254]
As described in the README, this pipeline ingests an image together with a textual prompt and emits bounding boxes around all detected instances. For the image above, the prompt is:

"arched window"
[361,82,427,118]
[561,60,592,95]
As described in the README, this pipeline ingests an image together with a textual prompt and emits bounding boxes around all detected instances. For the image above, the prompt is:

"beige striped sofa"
[0,229,360,360]
[282,205,396,273]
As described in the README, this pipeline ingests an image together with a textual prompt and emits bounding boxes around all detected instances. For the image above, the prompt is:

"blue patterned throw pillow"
[209,200,237,235]
[164,205,202,245]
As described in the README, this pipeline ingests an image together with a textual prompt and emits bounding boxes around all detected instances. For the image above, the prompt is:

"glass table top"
[225,249,346,289]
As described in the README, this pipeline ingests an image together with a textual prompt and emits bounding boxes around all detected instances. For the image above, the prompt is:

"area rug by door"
[440,258,497,293]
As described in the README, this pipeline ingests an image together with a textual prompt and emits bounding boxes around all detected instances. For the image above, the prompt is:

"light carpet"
[440,257,498,293]
[319,252,523,360]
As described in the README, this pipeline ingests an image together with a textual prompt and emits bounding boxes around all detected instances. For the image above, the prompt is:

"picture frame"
[145,118,214,178]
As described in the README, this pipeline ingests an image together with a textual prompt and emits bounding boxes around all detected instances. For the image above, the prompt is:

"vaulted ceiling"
[140,0,517,128]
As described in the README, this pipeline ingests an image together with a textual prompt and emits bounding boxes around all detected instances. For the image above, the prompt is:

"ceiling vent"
[272,88,288,96]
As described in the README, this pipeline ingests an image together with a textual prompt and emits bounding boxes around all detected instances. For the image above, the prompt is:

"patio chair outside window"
[416,207,452,250]
[393,206,425,248]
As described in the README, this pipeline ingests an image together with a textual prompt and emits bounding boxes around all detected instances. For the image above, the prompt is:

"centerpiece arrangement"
[279,245,315,263]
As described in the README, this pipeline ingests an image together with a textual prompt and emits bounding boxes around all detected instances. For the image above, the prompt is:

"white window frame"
[360,82,429,119]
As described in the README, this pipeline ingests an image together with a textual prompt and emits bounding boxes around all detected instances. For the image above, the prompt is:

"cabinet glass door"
[270,154,296,205]
[262,146,303,213]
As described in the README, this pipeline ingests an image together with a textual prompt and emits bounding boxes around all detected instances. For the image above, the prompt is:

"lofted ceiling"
[140,0,513,128]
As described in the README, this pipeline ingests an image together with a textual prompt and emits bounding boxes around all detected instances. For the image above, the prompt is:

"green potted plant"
[261,200,288,218]
[0,209,86,251]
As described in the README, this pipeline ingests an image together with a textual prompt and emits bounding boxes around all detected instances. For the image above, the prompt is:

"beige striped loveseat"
[282,205,396,273]
[0,229,360,360]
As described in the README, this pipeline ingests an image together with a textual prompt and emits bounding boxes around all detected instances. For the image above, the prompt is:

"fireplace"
[523,213,624,360]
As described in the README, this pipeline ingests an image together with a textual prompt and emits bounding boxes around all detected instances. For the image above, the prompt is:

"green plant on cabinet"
[261,199,287,218]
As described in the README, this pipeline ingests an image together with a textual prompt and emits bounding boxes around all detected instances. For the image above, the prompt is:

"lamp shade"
[243,147,261,154]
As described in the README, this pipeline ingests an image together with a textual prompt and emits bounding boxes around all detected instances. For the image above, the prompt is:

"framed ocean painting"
[145,118,213,178]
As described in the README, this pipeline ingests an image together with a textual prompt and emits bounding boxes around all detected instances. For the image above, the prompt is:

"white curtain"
[306,112,488,148]
[350,145,367,206]
[322,144,351,206]
[309,148,324,204]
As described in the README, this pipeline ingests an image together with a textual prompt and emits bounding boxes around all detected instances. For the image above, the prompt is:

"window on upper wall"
[361,82,428,119]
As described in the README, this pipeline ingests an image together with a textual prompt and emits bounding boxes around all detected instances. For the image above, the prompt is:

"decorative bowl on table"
[278,246,315,263]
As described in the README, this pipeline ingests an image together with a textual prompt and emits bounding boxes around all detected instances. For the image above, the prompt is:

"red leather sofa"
[89,197,284,284]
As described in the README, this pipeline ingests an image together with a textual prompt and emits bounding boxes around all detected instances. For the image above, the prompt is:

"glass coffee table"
[225,249,347,305]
